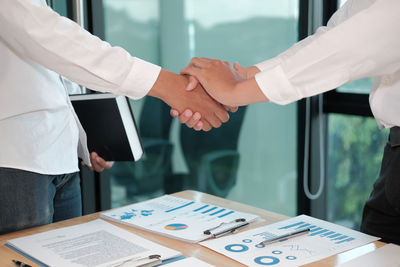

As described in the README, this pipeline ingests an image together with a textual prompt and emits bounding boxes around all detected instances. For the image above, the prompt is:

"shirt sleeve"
[0,0,161,99]
[254,0,400,105]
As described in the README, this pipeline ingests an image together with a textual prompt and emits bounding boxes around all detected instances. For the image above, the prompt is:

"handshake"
[151,57,267,132]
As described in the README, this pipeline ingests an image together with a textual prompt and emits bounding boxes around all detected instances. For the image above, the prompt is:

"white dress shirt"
[255,0,400,129]
[0,0,161,174]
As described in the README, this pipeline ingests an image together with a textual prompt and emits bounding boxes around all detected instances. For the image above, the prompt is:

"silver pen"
[258,228,311,246]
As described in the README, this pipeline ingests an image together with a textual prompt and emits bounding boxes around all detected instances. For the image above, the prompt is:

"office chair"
[179,106,247,197]
[110,97,174,201]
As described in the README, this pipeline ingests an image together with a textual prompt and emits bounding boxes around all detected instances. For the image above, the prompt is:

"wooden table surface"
[0,190,385,267]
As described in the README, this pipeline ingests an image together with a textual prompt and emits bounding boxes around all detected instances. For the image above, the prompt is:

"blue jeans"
[0,168,82,235]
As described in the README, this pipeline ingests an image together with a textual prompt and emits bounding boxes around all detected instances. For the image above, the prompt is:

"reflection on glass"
[327,114,388,229]
[103,0,299,216]
[184,0,298,216]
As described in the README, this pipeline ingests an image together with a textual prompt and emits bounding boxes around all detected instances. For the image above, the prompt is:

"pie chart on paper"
[165,223,189,230]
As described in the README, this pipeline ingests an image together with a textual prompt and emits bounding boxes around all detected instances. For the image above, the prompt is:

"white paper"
[7,219,181,267]
[336,244,400,267]
[163,257,215,267]
[200,215,379,267]
[100,195,259,243]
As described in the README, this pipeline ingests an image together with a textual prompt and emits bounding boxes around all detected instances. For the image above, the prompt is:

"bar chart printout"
[100,195,259,243]
[201,215,379,266]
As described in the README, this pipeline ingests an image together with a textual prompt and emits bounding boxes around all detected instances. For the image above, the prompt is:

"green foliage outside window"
[327,114,388,229]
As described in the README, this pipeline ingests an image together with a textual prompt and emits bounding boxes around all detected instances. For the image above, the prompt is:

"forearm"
[0,0,160,99]
[228,78,268,106]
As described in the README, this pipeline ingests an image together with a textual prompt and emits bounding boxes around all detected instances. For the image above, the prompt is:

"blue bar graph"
[218,211,234,218]
[336,237,355,244]
[333,235,348,241]
[278,221,355,244]
[279,222,305,229]
[321,231,335,237]
[193,205,209,212]
[309,229,329,236]
[296,223,312,229]
[328,233,342,238]
[202,207,218,214]
[210,209,226,216]
[165,201,195,213]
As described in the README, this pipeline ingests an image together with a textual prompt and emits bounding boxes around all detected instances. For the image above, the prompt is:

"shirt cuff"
[255,65,302,105]
[120,57,161,100]
[255,58,280,72]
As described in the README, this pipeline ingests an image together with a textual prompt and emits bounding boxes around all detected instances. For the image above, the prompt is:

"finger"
[202,121,212,132]
[193,121,203,131]
[186,76,199,91]
[234,62,247,78]
[206,114,222,129]
[90,152,104,172]
[170,109,179,117]
[181,65,203,78]
[95,157,113,170]
[188,57,211,68]
[225,105,238,113]
[184,112,201,128]
[178,109,193,124]
[214,108,230,123]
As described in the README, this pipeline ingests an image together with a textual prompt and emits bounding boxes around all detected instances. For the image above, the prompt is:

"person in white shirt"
[0,0,231,234]
[177,0,400,244]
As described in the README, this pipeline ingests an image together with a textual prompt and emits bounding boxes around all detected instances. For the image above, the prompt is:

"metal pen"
[12,259,32,267]
[258,228,311,246]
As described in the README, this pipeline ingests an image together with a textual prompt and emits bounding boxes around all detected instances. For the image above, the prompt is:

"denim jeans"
[361,127,400,244]
[0,168,82,235]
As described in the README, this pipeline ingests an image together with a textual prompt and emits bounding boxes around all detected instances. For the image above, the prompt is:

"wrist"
[246,66,261,78]
[148,69,188,107]
[231,78,268,106]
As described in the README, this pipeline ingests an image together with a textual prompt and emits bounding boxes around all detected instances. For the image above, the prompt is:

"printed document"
[100,195,259,243]
[201,215,379,267]
[6,219,181,267]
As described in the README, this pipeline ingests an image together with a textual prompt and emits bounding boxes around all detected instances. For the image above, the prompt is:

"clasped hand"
[171,57,265,131]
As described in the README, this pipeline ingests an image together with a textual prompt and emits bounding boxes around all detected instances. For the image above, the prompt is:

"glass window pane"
[337,78,373,94]
[335,0,371,94]
[327,114,388,229]
[183,0,299,216]
[102,0,299,216]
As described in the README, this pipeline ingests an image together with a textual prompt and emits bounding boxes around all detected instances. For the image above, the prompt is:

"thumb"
[186,75,199,91]
[234,62,247,78]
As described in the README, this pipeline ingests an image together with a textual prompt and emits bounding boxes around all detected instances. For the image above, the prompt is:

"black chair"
[110,97,174,201]
[179,106,247,197]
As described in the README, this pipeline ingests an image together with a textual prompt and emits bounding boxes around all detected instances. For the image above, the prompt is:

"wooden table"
[0,190,385,267]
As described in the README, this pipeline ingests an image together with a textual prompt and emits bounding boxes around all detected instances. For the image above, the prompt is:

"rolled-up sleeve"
[254,0,400,105]
[0,0,160,99]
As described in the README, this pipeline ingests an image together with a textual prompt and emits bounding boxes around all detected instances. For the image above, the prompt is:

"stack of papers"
[100,195,260,243]
[200,215,379,266]
[6,219,182,267]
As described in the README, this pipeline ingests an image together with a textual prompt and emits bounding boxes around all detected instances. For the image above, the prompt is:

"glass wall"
[326,114,388,229]
[321,0,388,229]
[102,0,299,216]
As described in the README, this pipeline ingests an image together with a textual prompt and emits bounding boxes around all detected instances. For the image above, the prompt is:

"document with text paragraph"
[6,219,181,267]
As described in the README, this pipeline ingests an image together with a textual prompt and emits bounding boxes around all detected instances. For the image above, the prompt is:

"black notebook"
[70,93,143,161]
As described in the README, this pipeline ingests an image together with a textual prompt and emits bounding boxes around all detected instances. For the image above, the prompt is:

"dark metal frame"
[297,0,373,217]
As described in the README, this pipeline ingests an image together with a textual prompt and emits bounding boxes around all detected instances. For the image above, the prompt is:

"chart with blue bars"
[278,221,355,244]
[201,214,379,266]
[101,195,259,243]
